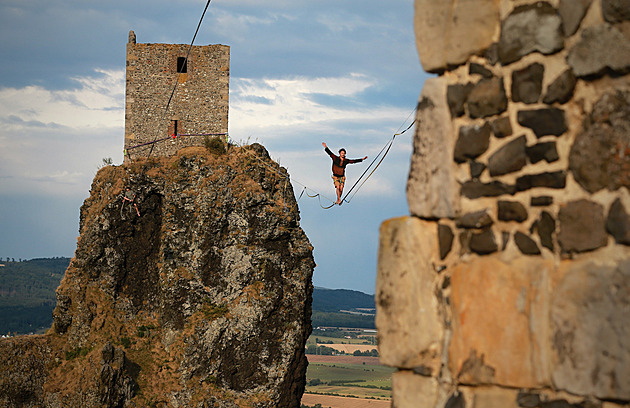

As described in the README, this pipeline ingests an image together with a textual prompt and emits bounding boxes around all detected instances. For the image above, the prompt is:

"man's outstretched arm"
[322,142,335,157]
[348,156,368,164]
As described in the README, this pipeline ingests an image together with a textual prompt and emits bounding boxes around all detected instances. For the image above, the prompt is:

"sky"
[0,0,430,295]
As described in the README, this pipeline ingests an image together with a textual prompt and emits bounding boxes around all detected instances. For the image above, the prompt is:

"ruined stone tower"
[124,30,229,161]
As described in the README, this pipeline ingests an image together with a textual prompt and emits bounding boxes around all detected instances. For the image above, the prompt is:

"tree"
[352,348,379,357]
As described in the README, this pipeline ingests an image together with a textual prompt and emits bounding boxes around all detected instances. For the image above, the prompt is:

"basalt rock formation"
[378,0,630,407]
[0,144,315,408]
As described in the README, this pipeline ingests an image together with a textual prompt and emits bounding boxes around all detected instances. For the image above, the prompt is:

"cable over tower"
[143,0,214,167]
[123,0,229,166]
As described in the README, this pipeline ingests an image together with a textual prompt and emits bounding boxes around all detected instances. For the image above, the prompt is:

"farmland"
[302,323,392,407]
[322,344,378,354]
[307,333,377,346]
[307,355,380,365]
[304,354,394,400]
[301,393,391,408]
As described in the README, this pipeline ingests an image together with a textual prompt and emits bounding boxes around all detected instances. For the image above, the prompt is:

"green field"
[305,362,394,399]
[307,335,376,345]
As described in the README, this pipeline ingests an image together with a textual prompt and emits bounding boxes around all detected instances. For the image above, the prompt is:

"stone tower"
[124,30,230,161]
[376,0,630,407]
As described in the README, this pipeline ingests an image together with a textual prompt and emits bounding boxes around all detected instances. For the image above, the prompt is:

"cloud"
[0,69,124,131]
[210,8,280,41]
[230,73,407,135]
[0,69,125,196]
[315,12,370,33]
[24,170,85,185]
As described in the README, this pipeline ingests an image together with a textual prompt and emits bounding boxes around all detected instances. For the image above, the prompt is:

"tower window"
[177,57,188,73]
[168,120,178,137]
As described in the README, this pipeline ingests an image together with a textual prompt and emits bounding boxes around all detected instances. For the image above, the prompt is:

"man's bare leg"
[336,184,344,205]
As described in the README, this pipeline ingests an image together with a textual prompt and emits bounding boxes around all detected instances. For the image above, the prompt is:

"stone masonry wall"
[124,30,229,162]
[376,1,630,407]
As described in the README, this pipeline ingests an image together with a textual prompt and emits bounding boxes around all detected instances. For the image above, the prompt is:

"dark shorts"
[332,175,346,186]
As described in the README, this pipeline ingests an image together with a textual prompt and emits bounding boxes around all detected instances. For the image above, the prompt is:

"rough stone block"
[543,69,577,105]
[391,370,440,408]
[534,211,556,251]
[567,24,630,77]
[516,171,566,191]
[470,62,493,78]
[498,200,528,222]
[445,391,465,408]
[408,77,460,218]
[450,256,553,388]
[531,196,554,207]
[470,228,498,254]
[457,209,494,229]
[526,142,559,164]
[467,77,508,118]
[498,2,564,65]
[606,198,630,245]
[551,258,630,400]
[558,199,607,253]
[517,108,567,138]
[512,63,545,104]
[559,0,593,36]
[448,82,474,118]
[470,161,486,179]
[514,231,541,255]
[376,217,443,371]
[488,135,527,176]
[569,90,630,194]
[473,386,519,408]
[517,391,542,407]
[454,123,492,163]
[461,180,516,199]
[438,224,454,260]
[414,0,500,73]
[602,0,630,24]
[491,116,513,138]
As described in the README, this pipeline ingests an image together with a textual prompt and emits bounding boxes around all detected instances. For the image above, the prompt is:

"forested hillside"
[0,259,375,334]
[312,287,375,312]
[312,287,375,329]
[0,257,70,334]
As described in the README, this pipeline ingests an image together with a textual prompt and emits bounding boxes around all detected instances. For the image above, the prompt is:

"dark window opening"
[169,120,178,137]
[177,57,188,73]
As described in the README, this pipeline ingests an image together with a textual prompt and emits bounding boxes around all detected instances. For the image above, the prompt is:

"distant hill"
[0,259,376,334]
[312,287,375,329]
[312,287,375,312]
[0,257,70,335]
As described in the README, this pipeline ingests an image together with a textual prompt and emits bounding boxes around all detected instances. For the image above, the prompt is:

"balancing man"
[322,142,367,205]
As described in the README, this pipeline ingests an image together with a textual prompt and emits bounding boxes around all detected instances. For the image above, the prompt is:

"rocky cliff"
[0,143,315,407]
[377,1,630,407]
